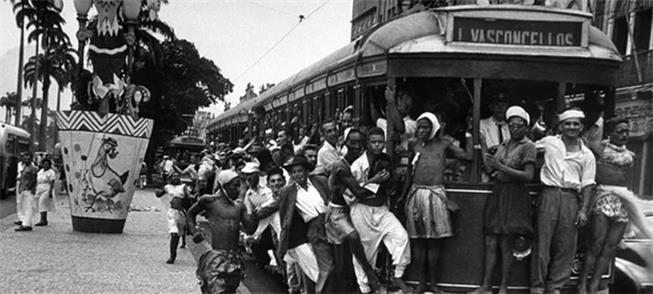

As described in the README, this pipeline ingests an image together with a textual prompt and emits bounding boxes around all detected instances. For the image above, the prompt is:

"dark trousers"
[251,227,275,268]
[307,214,334,294]
[531,187,579,294]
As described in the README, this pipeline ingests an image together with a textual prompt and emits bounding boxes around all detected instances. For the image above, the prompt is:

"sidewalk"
[0,189,250,294]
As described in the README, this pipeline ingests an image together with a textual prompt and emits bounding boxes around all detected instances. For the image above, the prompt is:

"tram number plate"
[453,17,582,47]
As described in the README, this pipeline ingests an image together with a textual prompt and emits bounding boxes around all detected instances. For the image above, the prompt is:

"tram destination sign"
[453,17,582,47]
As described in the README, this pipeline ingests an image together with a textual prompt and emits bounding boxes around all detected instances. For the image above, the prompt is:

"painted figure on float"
[56,0,161,233]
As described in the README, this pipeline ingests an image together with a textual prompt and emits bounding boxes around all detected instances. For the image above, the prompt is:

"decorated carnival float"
[56,0,160,233]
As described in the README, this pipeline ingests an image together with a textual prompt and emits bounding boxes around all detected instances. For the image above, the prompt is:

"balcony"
[616,49,653,87]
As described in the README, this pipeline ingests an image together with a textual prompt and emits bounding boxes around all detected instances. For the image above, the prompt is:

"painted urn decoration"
[58,0,160,233]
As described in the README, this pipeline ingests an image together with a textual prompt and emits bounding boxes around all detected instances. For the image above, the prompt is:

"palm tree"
[50,45,77,111]
[23,45,75,148]
[10,0,31,127]
[0,92,18,123]
[15,0,68,149]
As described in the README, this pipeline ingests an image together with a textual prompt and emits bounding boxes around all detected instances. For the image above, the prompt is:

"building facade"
[593,0,653,196]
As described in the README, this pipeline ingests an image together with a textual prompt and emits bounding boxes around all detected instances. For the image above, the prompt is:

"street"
[0,192,17,223]
[0,189,287,294]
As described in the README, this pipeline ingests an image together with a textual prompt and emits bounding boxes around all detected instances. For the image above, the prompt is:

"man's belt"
[543,185,577,194]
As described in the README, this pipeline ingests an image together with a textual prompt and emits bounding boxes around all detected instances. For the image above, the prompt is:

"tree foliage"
[134,38,233,167]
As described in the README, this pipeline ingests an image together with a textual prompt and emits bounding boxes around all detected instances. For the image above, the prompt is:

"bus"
[206,4,623,292]
[0,124,31,199]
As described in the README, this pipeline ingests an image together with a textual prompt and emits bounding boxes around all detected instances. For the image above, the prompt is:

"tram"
[207,5,622,292]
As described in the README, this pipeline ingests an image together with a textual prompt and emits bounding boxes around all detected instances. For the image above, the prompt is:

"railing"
[616,49,653,87]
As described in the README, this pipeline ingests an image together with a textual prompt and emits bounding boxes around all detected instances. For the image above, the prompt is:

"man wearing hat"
[531,107,596,294]
[187,169,261,294]
[277,155,332,294]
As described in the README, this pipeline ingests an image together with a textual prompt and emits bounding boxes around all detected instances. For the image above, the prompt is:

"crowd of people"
[151,83,652,294]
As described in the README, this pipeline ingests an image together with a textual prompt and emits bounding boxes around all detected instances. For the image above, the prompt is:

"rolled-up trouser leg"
[287,243,319,283]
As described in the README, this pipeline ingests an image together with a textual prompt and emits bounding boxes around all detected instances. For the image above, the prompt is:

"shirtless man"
[327,128,390,293]
[402,112,472,294]
[187,170,259,294]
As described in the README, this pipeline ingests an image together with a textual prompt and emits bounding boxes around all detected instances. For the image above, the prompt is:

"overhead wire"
[233,0,332,82]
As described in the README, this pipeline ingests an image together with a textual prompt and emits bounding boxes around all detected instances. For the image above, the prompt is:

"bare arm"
[187,196,210,230]
[575,184,594,227]
[385,82,406,134]
[255,200,279,219]
[240,203,259,235]
[448,138,473,161]
[495,162,535,182]
[340,171,375,199]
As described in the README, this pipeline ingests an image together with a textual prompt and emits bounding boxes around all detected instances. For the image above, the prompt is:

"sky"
[0,0,353,121]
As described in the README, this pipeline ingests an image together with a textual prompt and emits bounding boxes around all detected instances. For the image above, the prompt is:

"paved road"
[0,192,17,222]
[0,189,292,293]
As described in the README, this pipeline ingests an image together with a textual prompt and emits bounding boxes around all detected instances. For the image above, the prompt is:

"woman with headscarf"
[401,111,473,294]
[577,117,653,294]
[474,106,537,294]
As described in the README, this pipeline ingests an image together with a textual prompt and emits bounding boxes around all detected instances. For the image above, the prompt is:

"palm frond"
[139,19,176,41]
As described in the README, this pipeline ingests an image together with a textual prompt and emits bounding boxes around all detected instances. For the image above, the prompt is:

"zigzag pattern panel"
[56,111,153,138]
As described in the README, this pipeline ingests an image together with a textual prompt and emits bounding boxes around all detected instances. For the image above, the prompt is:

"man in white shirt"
[242,162,280,268]
[315,120,341,176]
[531,108,596,294]
[347,127,412,294]
[277,155,332,294]
[14,152,34,226]
[479,93,510,151]
[479,94,510,182]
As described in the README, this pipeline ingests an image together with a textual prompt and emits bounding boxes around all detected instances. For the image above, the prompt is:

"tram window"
[634,8,652,52]
[612,16,628,55]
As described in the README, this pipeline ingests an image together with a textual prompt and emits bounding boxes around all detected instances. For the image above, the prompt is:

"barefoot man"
[187,169,259,294]
[402,112,472,294]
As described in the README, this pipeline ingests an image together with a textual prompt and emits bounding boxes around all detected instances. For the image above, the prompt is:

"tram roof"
[209,5,622,130]
[0,123,30,138]
[167,135,206,148]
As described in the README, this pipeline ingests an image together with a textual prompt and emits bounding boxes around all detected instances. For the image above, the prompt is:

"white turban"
[417,112,440,141]
[558,109,585,122]
[506,106,530,125]
[217,170,239,187]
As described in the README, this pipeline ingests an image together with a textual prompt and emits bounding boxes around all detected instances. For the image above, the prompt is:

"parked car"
[613,202,653,293]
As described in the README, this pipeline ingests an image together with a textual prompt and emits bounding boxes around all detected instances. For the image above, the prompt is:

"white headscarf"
[558,109,585,122]
[217,170,239,187]
[417,112,441,141]
[506,106,530,125]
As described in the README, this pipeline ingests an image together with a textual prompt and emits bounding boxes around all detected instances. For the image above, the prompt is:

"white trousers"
[350,203,411,293]
[19,190,38,227]
[285,243,319,283]
[15,180,23,221]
